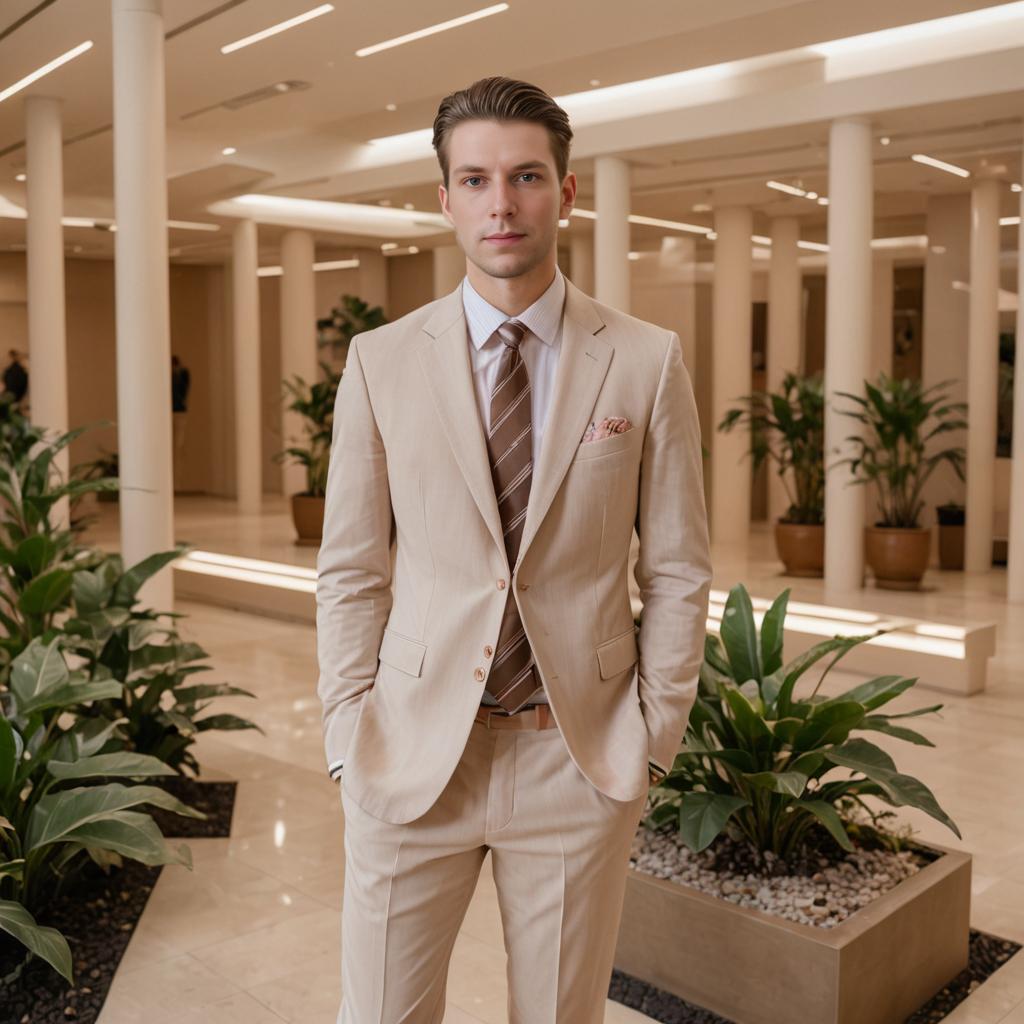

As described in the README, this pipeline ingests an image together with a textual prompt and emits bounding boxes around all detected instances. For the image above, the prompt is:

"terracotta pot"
[864,525,932,590]
[291,494,325,546]
[774,521,824,577]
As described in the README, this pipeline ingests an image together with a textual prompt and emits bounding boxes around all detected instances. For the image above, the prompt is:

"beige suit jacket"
[316,278,712,824]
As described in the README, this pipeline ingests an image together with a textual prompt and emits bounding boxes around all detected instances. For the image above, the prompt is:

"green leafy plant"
[718,372,825,525]
[833,373,967,529]
[316,293,387,363]
[0,638,201,983]
[61,549,262,777]
[275,362,339,498]
[644,583,960,866]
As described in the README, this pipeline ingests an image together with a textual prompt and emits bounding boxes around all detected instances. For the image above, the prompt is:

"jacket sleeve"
[316,333,394,779]
[633,332,712,777]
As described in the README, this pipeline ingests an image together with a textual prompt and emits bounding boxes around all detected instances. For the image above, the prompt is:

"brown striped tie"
[484,319,543,713]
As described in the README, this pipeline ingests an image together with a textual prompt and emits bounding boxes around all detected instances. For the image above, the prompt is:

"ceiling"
[0,0,1022,265]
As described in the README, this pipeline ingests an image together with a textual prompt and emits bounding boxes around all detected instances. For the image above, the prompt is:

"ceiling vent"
[180,80,310,120]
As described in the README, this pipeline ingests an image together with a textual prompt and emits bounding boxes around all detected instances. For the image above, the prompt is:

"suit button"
[496,579,506,590]
[474,667,486,681]
[484,645,494,657]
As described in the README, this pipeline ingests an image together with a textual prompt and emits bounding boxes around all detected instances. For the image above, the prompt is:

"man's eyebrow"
[451,161,548,175]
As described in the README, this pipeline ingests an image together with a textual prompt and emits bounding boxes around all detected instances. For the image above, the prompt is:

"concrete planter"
[614,840,971,1024]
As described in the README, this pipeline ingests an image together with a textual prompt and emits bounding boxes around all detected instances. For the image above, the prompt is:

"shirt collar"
[462,267,566,351]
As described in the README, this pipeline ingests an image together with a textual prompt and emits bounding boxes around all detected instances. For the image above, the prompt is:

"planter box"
[614,841,971,1024]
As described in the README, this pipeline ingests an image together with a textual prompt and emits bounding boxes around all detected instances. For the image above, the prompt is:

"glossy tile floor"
[82,496,1023,1024]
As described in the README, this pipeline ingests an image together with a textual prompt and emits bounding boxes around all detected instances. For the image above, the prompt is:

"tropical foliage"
[643,584,959,865]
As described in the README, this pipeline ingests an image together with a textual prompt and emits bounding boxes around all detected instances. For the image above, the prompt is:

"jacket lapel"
[417,286,507,563]
[515,280,611,569]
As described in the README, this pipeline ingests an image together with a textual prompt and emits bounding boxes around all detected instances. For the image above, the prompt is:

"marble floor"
[79,495,1024,1023]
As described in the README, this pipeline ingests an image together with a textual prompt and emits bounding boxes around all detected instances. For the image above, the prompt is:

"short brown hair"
[432,76,572,186]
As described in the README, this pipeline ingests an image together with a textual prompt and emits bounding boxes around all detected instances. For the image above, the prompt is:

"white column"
[357,247,388,316]
[432,244,465,297]
[24,96,69,526]
[569,232,594,295]
[824,117,873,593]
[766,216,801,523]
[711,206,754,546]
[1010,163,1024,601]
[232,219,261,513]
[965,178,1001,574]
[594,155,630,313]
[111,0,174,608]
[279,230,317,499]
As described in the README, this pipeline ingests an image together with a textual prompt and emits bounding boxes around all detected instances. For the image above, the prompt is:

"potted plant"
[718,372,825,576]
[275,295,387,545]
[275,363,339,545]
[77,447,119,503]
[833,373,966,589]
[936,502,965,571]
[615,583,969,1024]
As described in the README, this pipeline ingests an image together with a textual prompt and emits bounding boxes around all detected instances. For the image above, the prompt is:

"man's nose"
[489,181,516,217]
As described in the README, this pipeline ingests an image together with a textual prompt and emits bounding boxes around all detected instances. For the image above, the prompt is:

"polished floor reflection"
[81,497,1024,1023]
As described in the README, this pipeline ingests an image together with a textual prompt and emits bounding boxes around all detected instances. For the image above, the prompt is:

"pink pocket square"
[581,416,633,444]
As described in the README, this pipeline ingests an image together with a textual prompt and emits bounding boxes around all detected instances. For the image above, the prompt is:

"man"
[316,76,711,1023]
[2,349,28,408]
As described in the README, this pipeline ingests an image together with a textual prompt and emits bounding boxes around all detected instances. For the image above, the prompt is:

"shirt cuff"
[648,756,669,781]
[328,759,344,781]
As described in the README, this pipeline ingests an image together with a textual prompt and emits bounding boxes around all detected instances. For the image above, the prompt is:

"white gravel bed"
[630,825,925,929]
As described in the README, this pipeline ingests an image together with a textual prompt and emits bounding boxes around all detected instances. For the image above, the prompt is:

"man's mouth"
[484,232,525,244]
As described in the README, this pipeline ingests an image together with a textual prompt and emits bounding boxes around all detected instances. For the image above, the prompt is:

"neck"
[465,256,557,316]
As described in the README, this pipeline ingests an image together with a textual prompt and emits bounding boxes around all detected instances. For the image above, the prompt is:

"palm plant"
[644,584,959,866]
[718,372,825,525]
[316,294,387,364]
[833,374,967,528]
[275,362,339,498]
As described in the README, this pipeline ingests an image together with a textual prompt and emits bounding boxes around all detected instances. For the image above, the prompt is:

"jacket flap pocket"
[378,629,427,677]
[596,627,639,680]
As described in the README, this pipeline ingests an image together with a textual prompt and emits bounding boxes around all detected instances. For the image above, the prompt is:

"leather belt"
[474,703,558,731]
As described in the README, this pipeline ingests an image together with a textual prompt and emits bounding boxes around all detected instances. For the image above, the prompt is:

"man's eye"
[519,173,538,182]
[465,176,483,187]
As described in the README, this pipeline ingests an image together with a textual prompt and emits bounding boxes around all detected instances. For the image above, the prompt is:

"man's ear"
[438,183,454,227]
[559,171,577,219]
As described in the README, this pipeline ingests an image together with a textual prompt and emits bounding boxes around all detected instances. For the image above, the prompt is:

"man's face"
[438,119,575,281]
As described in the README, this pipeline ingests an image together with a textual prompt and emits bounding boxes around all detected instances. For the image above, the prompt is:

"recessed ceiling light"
[378,199,392,206]
[222,146,237,156]
[15,173,26,182]
[1000,216,1021,226]
[805,191,818,200]
[589,79,600,87]
[930,245,947,254]
[408,246,419,254]
[707,232,718,241]
[221,4,334,55]
[818,197,830,205]
[880,136,891,146]
[381,242,399,251]
[355,3,509,57]
[692,203,712,213]
[911,153,970,178]
[1012,183,1023,193]
[0,40,94,104]
[403,202,415,210]
[385,103,397,111]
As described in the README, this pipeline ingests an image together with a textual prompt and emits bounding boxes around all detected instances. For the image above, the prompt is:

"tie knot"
[496,319,526,350]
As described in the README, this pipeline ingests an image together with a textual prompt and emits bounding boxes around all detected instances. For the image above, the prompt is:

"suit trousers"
[337,714,649,1023]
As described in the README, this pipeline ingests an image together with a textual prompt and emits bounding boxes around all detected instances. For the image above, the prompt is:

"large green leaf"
[18,568,73,616]
[0,899,73,982]
[774,634,871,717]
[860,718,935,747]
[824,740,960,838]
[720,585,762,684]
[793,701,865,750]
[0,716,17,793]
[193,713,262,734]
[721,687,772,750]
[834,675,916,711]
[9,637,68,708]
[677,792,750,852]
[47,752,177,781]
[800,800,855,852]
[759,589,789,678]
[71,569,113,615]
[112,549,185,607]
[26,782,205,851]
[744,770,808,798]
[10,535,57,578]
[59,810,193,868]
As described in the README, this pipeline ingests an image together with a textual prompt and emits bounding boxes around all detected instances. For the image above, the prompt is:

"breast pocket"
[573,427,638,462]
[377,628,427,677]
